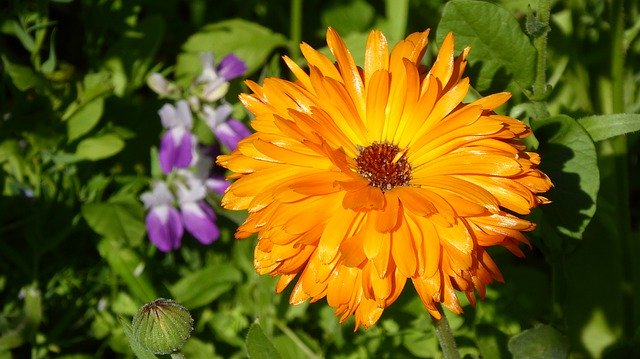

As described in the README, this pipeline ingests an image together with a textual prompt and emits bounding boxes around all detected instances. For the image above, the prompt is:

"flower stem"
[432,311,461,359]
[289,0,303,63]
[531,0,551,101]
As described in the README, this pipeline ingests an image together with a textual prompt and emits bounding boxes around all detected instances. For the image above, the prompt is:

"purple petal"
[159,129,194,173]
[205,176,230,195]
[181,201,219,245]
[146,206,183,252]
[217,54,247,81]
[214,119,250,151]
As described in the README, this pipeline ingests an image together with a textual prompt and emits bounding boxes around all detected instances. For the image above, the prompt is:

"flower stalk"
[432,311,460,359]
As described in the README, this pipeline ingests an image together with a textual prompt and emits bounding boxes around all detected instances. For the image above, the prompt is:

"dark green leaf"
[97,238,158,302]
[532,115,599,242]
[75,133,125,160]
[437,0,536,91]
[245,322,281,359]
[577,114,640,142]
[81,198,145,245]
[508,324,569,359]
[169,264,242,309]
[178,19,288,81]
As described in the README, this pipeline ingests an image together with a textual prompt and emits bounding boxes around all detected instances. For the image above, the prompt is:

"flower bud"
[131,298,193,354]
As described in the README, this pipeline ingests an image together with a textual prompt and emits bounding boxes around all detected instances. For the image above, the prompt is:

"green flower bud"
[132,298,193,355]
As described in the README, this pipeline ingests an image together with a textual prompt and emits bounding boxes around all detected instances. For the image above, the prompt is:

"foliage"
[1,0,639,358]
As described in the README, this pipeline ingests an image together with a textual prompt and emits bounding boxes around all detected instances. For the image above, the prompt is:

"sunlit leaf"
[577,114,640,142]
[169,264,242,309]
[1,55,46,91]
[67,97,104,142]
[178,19,288,82]
[81,197,146,245]
[508,324,569,359]
[437,0,536,91]
[75,134,125,161]
[245,322,281,359]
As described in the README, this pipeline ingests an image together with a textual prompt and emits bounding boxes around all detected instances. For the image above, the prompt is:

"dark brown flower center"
[356,142,412,191]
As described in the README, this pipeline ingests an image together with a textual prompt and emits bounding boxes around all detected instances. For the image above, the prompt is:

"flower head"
[218,28,553,328]
[158,100,195,174]
[140,181,183,252]
[195,53,247,103]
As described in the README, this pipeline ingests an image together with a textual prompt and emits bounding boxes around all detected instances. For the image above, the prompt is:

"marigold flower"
[217,28,553,328]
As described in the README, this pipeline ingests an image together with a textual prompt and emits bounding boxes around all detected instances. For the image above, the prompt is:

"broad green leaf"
[81,198,145,245]
[178,19,288,82]
[532,115,599,241]
[382,0,409,45]
[169,264,242,309]
[1,55,46,91]
[577,114,640,142]
[75,134,125,161]
[61,72,113,121]
[245,322,281,359]
[67,97,105,142]
[321,0,375,36]
[437,0,536,91]
[97,238,157,302]
[508,324,569,359]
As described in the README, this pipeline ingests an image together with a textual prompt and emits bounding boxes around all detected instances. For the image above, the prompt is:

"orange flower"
[217,28,552,329]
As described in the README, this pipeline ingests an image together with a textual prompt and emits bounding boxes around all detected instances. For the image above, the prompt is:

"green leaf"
[178,19,288,81]
[245,322,281,359]
[119,317,159,359]
[169,264,242,308]
[532,115,599,242]
[0,284,42,351]
[11,20,35,53]
[1,55,46,91]
[41,28,57,74]
[75,134,125,161]
[437,0,537,91]
[321,0,375,36]
[61,71,113,121]
[81,198,145,245]
[67,97,105,142]
[97,238,158,302]
[508,324,569,359]
[577,114,640,142]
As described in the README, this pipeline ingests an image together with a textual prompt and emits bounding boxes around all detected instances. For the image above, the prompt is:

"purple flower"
[196,53,247,102]
[205,175,230,195]
[158,100,195,174]
[217,54,247,81]
[203,104,251,151]
[140,182,183,252]
[176,171,219,245]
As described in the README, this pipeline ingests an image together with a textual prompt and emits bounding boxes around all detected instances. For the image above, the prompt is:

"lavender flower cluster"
[140,54,250,252]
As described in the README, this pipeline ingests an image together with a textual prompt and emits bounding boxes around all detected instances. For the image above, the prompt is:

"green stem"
[289,0,303,63]
[432,311,460,359]
[609,0,634,339]
[532,0,551,101]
